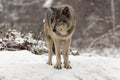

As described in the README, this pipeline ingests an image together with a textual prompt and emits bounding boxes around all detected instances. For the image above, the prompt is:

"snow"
[43,0,53,8]
[0,50,120,80]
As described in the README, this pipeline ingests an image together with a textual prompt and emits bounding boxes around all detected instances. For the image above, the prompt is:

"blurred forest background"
[0,0,120,51]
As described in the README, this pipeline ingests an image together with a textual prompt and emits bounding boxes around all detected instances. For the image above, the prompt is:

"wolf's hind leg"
[54,40,62,69]
[63,40,72,69]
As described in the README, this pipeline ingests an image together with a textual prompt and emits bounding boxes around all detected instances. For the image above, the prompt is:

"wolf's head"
[50,6,71,36]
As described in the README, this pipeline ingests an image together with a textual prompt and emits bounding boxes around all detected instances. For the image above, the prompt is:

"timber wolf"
[44,4,76,69]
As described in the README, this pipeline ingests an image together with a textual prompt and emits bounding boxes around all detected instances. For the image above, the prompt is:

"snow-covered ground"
[0,50,120,80]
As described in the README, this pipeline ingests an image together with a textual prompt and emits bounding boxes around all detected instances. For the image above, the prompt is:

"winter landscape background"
[0,0,120,80]
[0,0,120,50]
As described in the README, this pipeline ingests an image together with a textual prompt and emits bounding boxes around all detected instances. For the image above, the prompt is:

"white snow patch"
[0,50,120,80]
[43,0,53,8]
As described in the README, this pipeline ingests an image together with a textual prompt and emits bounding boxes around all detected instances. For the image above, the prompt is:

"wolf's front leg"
[63,39,72,69]
[54,40,62,69]
[45,36,53,65]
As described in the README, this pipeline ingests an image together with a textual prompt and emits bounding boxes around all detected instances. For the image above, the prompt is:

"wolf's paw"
[47,61,52,65]
[54,63,62,69]
[64,64,72,69]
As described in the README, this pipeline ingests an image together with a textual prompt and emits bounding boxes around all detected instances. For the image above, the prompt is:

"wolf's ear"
[62,7,70,18]
[50,7,57,12]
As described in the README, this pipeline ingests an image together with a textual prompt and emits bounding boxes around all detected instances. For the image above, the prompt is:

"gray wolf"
[44,4,76,69]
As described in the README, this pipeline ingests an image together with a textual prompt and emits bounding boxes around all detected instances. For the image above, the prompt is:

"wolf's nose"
[52,28,56,32]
